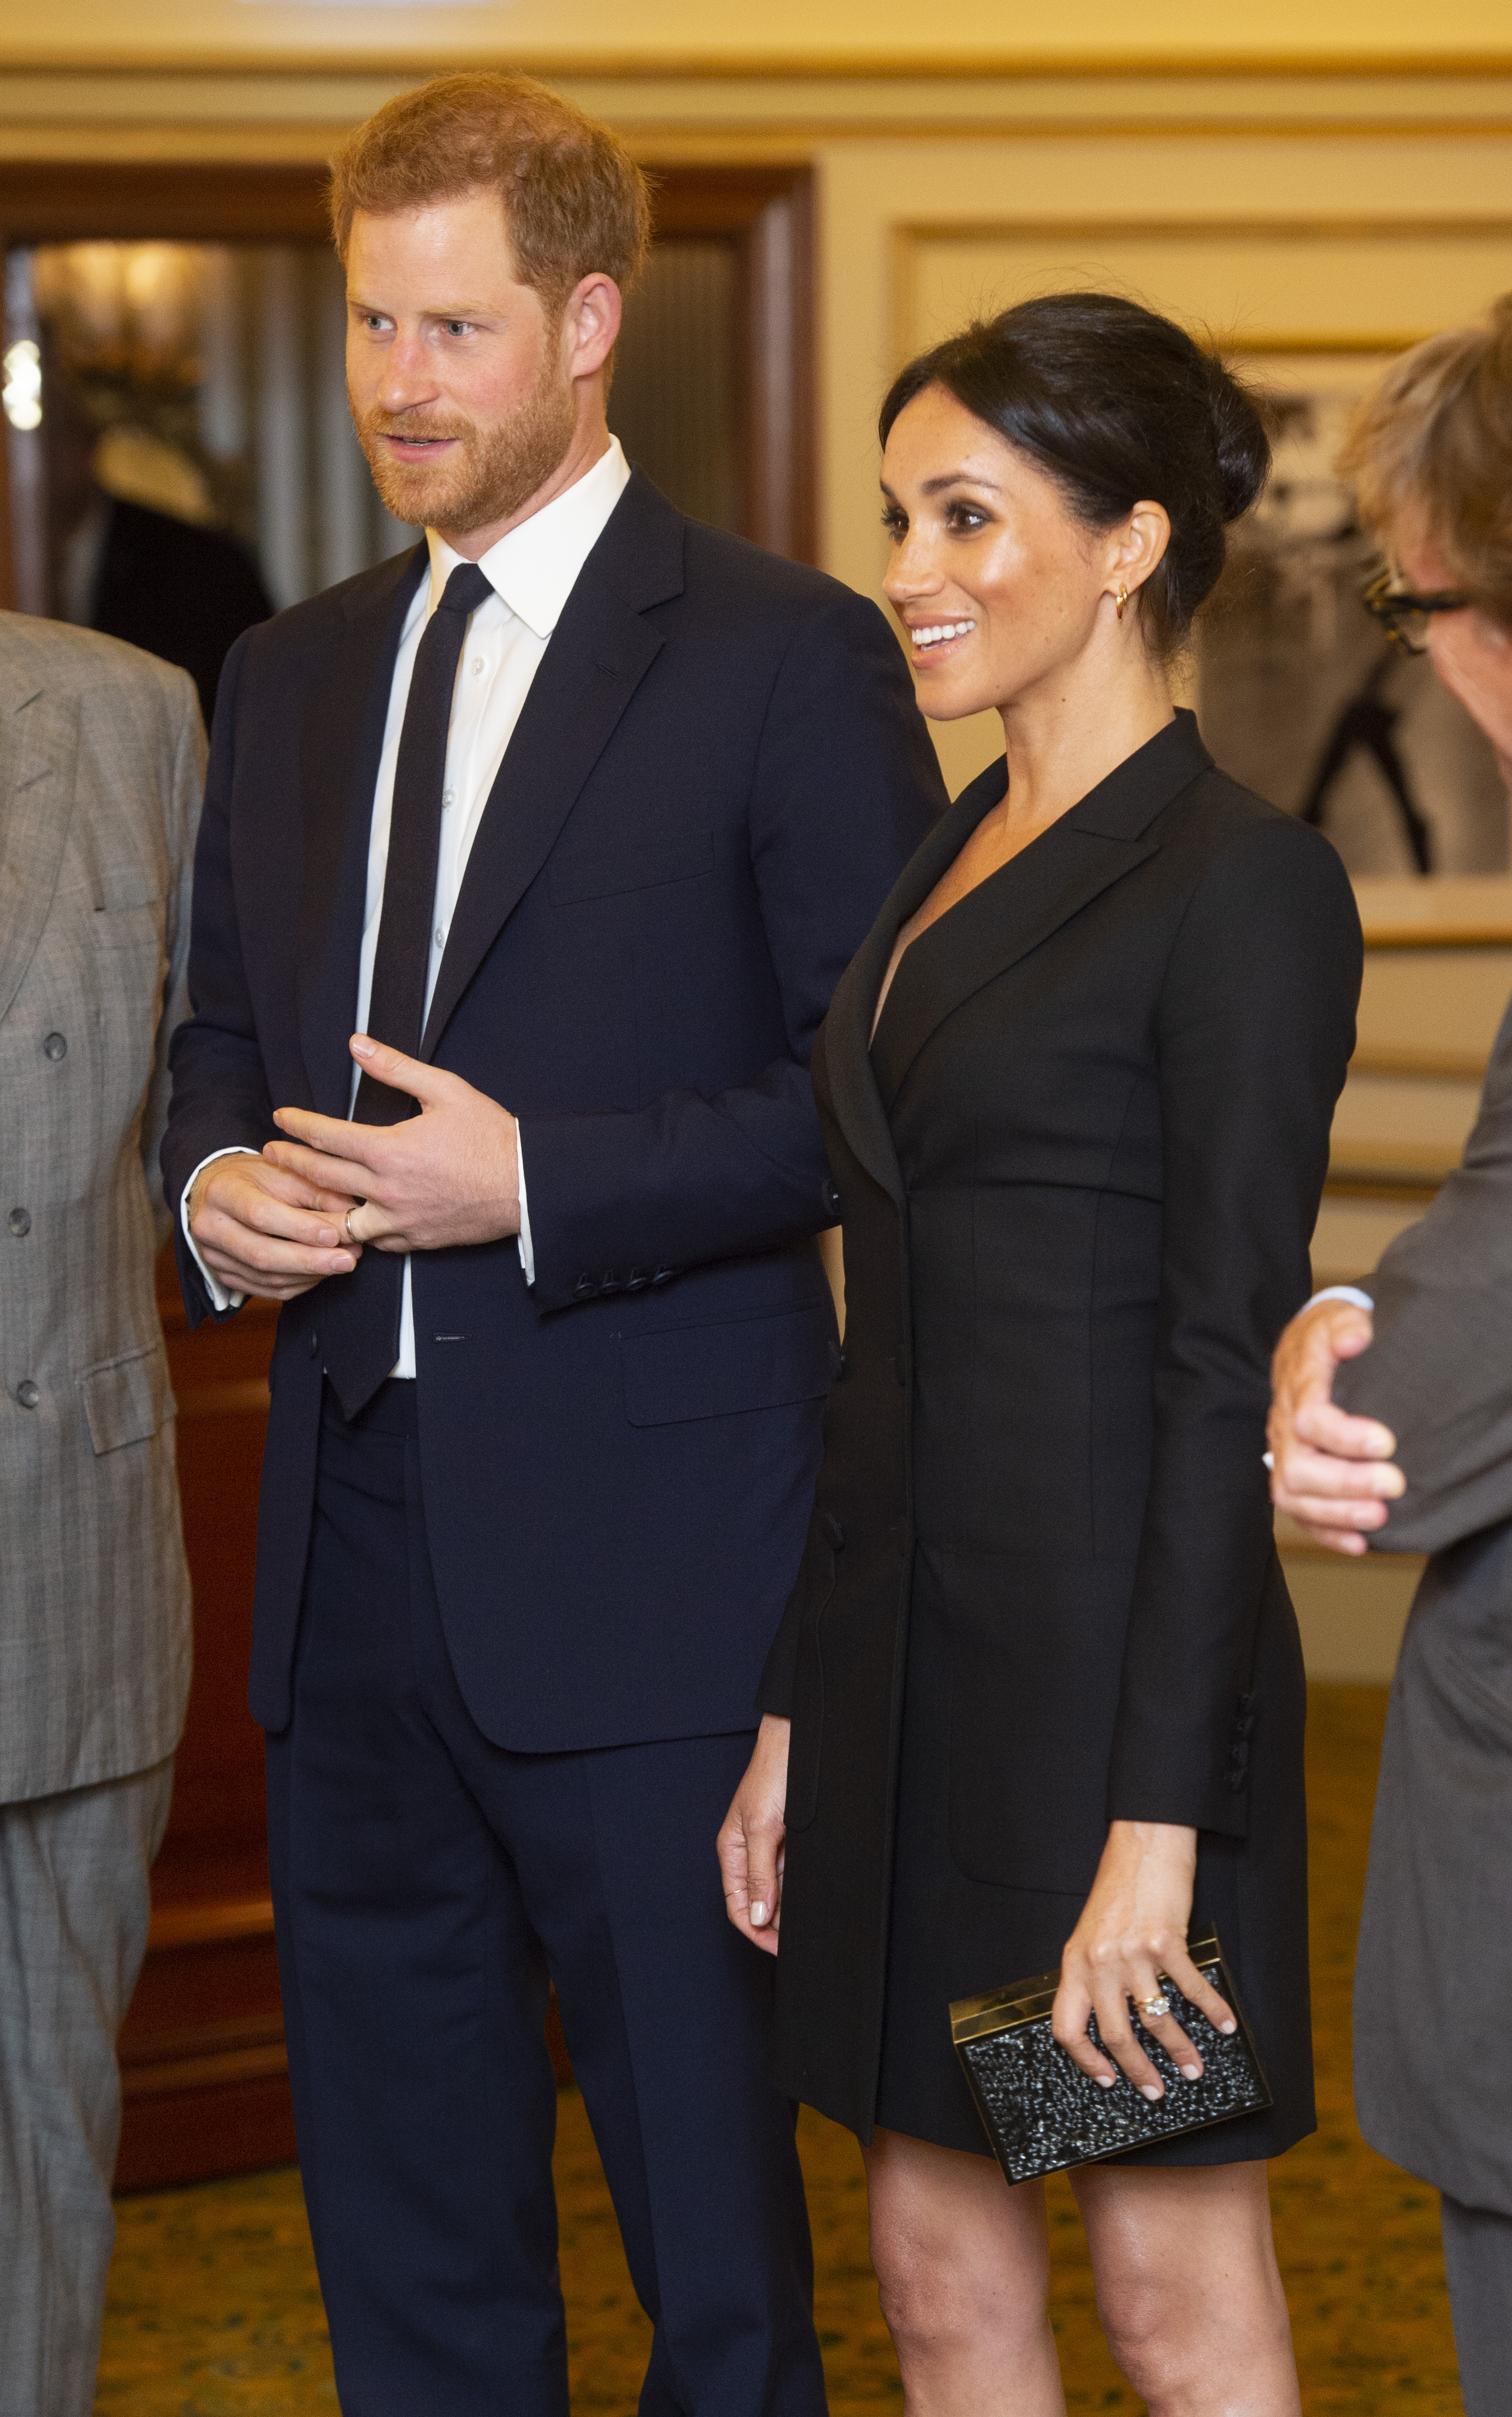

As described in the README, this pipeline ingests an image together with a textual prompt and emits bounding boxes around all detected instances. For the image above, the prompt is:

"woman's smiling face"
[881,382,1126,723]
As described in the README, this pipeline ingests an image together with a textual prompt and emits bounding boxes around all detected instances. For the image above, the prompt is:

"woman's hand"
[1051,1820,1237,2098]
[718,1715,791,1958]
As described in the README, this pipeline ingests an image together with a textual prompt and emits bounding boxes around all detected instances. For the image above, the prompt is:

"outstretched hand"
[264,1034,521,1254]
[1267,1297,1403,1553]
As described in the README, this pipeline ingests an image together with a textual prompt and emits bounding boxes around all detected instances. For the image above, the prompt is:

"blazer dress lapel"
[823,758,1008,1206]
[870,714,1213,1110]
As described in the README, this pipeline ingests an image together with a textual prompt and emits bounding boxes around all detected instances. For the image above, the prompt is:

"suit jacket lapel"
[419,477,680,1062]
[295,545,425,1115]
[822,762,1007,1206]
[0,650,80,1027]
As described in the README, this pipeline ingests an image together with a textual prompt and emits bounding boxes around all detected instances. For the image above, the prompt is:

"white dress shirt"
[184,435,632,1376]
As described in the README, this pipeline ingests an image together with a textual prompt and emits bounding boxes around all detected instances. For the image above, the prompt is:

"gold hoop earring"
[1115,583,1129,621]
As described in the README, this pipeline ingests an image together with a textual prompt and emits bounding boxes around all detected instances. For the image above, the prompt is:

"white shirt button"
[471,657,485,676]
[441,787,454,809]
[434,924,447,949]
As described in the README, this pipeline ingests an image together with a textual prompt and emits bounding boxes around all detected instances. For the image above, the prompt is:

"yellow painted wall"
[6,0,1512,71]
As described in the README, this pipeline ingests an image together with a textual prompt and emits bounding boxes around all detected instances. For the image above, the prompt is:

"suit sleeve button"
[7,1209,31,1237]
[15,1380,39,1408]
[43,1033,67,1062]
[574,1275,595,1299]
[651,1267,675,1286]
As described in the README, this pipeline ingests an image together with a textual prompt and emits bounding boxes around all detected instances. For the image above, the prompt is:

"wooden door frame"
[0,157,816,613]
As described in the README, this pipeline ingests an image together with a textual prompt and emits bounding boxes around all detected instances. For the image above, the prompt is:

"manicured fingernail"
[1141,2084,1162,2101]
[751,1901,766,1926]
[1180,2064,1201,2080]
[1220,2020,1237,2035]
[1095,2074,1116,2089]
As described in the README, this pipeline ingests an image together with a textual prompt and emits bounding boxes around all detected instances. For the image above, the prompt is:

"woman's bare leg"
[1072,2160,1300,2417]
[861,2127,1066,2415]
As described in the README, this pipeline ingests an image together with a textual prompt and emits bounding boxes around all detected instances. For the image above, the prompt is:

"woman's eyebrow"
[919,471,1002,496]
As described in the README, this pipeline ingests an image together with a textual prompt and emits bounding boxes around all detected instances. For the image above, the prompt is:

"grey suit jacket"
[1334,996,1512,2208]
[0,614,202,1803]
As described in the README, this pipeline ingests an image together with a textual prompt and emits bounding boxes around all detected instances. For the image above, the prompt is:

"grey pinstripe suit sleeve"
[1334,994,1512,1556]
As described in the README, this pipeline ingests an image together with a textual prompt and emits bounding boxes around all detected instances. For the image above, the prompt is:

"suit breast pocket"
[548,829,715,907]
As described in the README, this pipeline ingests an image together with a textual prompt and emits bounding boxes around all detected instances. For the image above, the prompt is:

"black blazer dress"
[758,712,1362,2160]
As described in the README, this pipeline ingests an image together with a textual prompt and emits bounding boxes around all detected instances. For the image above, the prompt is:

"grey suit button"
[15,1380,39,1409]
[7,1208,30,1237]
[43,1032,67,1062]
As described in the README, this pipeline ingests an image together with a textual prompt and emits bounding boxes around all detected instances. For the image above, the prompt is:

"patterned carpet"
[95,1684,1463,2414]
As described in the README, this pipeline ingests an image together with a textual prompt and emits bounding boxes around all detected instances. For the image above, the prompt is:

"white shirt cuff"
[181,1146,258,1312]
[1307,1284,1375,1312]
[516,1130,535,1287]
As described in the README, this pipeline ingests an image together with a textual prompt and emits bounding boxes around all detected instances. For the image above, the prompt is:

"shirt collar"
[422,434,631,641]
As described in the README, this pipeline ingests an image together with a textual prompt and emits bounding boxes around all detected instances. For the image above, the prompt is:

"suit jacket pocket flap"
[549,828,714,906]
[79,1342,172,1455]
[622,1305,835,1427]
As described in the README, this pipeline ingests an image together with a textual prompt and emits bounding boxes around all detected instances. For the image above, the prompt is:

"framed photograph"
[1197,352,1509,878]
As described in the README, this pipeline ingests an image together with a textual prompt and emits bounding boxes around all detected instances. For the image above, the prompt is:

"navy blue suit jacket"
[163,472,944,1748]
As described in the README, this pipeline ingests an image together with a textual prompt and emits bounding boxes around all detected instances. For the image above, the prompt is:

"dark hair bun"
[1202,349,1270,526]
[879,292,1270,649]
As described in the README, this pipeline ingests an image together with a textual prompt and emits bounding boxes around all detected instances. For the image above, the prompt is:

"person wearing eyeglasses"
[1267,294,1512,2417]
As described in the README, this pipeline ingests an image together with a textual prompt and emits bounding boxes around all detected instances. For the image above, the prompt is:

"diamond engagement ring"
[1135,1993,1171,2022]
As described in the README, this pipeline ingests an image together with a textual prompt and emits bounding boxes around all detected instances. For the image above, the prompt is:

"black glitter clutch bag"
[949,1928,1271,2186]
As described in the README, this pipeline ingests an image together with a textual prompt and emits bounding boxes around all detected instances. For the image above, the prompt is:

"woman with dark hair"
[719,292,1362,2412]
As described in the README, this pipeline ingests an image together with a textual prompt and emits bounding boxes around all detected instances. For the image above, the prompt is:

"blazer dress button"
[7,1208,31,1237]
[822,1178,841,1217]
[15,1380,39,1409]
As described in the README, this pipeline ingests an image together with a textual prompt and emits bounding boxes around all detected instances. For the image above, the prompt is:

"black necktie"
[323,559,494,1418]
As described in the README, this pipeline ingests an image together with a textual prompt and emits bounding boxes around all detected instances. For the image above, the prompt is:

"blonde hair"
[1339,293,1512,628]
[329,73,651,316]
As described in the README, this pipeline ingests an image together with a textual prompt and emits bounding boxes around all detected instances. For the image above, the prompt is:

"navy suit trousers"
[265,1382,826,2416]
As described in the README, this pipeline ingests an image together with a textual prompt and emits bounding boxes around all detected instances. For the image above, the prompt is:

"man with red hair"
[164,71,943,2416]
